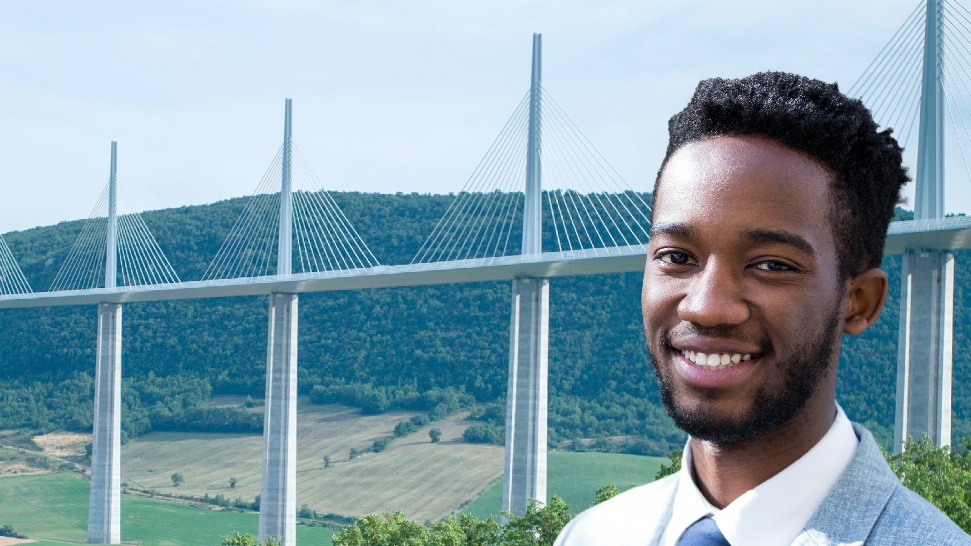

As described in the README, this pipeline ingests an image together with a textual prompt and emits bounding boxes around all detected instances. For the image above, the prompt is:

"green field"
[0,473,333,546]
[0,452,663,545]
[464,451,666,520]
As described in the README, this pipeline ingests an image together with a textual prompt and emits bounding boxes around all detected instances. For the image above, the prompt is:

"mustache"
[659,324,774,357]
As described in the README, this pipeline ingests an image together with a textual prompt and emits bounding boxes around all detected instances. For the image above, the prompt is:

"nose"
[678,258,750,327]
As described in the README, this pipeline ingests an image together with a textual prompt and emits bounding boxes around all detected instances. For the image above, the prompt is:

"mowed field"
[0,473,333,546]
[121,397,505,522]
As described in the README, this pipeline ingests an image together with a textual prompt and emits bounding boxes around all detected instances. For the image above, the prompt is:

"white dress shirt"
[659,405,859,546]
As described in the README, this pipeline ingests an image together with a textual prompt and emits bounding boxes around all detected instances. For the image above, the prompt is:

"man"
[554,72,971,545]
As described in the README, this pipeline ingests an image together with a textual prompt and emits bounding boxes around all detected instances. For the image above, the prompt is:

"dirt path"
[0,538,37,546]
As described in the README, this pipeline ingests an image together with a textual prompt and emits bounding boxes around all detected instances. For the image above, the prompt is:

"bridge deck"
[2,217,970,309]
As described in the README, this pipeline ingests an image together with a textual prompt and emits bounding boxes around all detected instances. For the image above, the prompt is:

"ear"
[843,268,889,336]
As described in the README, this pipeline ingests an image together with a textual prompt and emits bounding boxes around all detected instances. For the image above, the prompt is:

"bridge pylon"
[88,142,122,545]
[894,0,954,452]
[259,98,299,546]
[502,33,549,516]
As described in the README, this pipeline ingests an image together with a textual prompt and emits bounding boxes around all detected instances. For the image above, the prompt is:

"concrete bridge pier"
[894,0,954,452]
[502,276,549,515]
[259,293,299,546]
[894,249,954,450]
[88,302,122,544]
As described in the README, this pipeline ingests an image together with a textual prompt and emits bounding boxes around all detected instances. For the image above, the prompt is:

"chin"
[648,326,838,446]
[664,389,797,445]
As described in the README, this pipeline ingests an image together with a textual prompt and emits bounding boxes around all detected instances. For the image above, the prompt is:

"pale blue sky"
[0,0,950,234]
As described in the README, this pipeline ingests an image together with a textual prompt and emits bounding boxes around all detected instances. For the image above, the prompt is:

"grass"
[0,473,333,546]
[121,398,505,522]
[464,451,666,520]
[0,450,666,546]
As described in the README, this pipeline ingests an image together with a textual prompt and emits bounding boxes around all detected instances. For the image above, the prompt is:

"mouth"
[679,349,756,371]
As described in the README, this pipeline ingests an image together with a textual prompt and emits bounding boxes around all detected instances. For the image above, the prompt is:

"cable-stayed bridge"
[1,5,971,543]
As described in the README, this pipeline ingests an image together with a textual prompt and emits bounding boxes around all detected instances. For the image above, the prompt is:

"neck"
[689,395,838,509]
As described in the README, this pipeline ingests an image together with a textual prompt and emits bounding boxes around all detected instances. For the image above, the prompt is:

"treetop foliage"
[885,436,971,533]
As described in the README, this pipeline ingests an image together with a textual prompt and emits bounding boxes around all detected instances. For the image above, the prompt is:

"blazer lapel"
[792,423,898,546]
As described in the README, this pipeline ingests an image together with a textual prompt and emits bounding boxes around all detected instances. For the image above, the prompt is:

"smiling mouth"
[680,349,755,371]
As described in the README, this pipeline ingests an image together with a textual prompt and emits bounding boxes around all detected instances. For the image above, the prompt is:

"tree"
[593,484,619,505]
[885,435,971,532]
[171,473,184,487]
[324,455,331,468]
[429,428,442,443]
[655,449,682,480]
[222,532,282,546]
[501,496,573,545]
[332,495,572,546]
[229,477,237,489]
[349,448,360,460]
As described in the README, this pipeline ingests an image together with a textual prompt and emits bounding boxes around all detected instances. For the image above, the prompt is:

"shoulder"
[867,483,971,545]
[554,474,679,546]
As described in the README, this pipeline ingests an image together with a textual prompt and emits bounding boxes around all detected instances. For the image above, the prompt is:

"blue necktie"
[677,516,731,546]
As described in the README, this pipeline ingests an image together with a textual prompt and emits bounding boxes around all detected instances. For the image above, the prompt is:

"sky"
[0,0,959,235]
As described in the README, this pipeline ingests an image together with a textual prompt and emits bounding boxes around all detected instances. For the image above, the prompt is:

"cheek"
[641,272,681,328]
[748,283,838,347]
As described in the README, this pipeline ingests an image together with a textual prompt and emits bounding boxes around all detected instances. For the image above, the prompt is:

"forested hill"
[0,193,967,453]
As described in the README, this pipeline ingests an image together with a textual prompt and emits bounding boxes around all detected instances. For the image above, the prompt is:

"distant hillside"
[0,194,966,452]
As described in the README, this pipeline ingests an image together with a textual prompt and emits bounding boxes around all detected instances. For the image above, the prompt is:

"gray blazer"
[554,423,970,545]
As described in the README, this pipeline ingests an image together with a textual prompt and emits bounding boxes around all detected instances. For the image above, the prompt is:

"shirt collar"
[662,405,859,546]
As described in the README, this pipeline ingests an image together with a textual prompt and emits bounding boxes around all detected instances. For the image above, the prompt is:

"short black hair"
[655,71,908,279]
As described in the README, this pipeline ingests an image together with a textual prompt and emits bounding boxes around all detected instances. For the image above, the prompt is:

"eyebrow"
[649,222,696,239]
[650,223,818,258]
[740,228,818,258]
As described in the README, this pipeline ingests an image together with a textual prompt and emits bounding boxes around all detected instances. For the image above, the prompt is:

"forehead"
[653,136,836,253]
[654,136,832,226]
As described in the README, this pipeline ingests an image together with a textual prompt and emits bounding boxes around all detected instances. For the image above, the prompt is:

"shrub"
[463,424,504,445]
[0,525,26,539]
[153,407,263,434]
[393,414,432,438]
[394,420,418,438]
[371,436,394,453]
[591,438,614,453]
[429,428,442,443]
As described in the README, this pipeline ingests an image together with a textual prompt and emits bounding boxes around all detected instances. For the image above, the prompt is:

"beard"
[647,307,841,446]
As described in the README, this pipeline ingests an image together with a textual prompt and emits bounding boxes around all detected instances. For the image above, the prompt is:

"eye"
[754,260,793,272]
[658,251,697,266]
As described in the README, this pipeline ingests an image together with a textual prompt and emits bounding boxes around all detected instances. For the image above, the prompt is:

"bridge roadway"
[2,217,971,309]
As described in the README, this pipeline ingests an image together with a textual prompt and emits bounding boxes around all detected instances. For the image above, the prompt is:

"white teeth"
[681,350,755,370]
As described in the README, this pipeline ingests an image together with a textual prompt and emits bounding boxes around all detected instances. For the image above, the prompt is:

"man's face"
[643,135,845,444]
